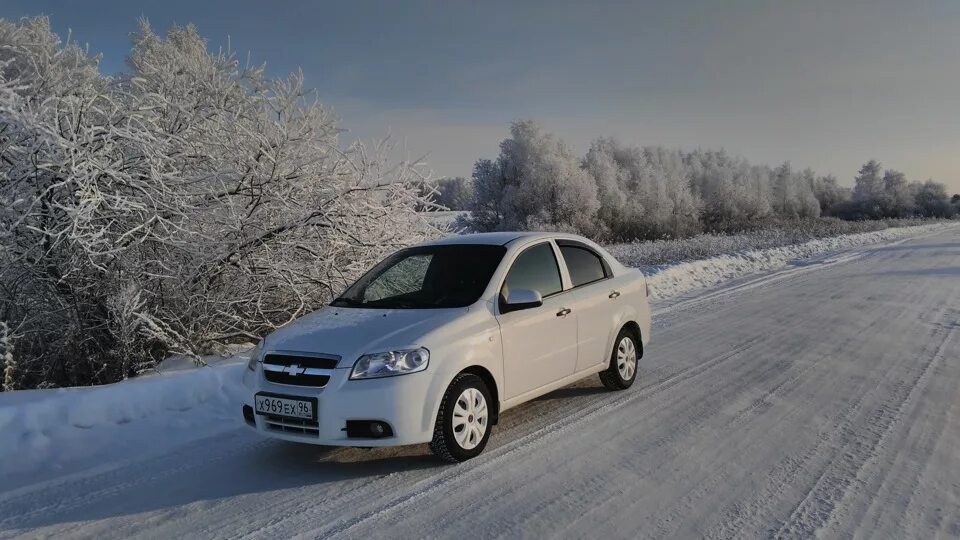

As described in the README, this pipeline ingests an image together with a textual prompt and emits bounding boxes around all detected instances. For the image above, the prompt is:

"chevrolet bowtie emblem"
[283,364,306,376]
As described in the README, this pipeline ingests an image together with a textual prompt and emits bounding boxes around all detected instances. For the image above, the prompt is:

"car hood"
[263,305,462,368]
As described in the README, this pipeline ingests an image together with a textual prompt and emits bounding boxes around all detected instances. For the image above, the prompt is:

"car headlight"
[246,341,263,371]
[350,348,429,380]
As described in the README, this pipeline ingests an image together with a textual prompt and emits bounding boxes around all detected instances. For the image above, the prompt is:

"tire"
[430,373,493,462]
[599,327,639,390]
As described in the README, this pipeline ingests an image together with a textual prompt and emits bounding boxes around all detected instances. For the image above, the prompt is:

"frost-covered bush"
[607,217,941,267]
[0,18,441,389]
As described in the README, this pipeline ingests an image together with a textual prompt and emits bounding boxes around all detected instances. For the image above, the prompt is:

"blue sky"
[3,0,959,192]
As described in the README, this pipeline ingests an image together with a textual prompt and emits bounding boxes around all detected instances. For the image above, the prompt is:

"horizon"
[3,0,958,193]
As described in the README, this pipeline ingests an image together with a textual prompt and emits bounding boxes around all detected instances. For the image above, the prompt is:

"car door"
[556,241,618,372]
[497,241,578,400]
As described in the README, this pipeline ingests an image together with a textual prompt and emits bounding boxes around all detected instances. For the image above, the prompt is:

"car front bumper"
[242,366,437,447]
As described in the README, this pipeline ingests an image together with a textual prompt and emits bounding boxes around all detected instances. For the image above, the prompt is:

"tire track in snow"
[549,342,803,540]
[770,323,954,539]
[699,298,932,539]
[816,321,958,538]
[646,354,831,539]
[700,358,882,540]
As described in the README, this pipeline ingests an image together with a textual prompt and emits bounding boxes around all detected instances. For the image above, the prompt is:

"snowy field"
[1,223,958,538]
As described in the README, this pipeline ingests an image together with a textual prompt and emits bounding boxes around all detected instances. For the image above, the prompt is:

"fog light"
[242,405,255,427]
[345,420,394,439]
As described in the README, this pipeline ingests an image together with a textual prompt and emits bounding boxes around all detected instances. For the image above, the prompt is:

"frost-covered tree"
[771,162,820,219]
[810,174,848,214]
[470,121,599,234]
[583,139,699,239]
[839,160,956,219]
[643,146,701,237]
[433,176,474,210]
[880,169,914,217]
[912,180,954,218]
[0,17,440,388]
[850,160,885,218]
[684,149,772,225]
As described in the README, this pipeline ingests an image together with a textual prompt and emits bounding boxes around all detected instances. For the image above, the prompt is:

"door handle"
[608,291,621,299]
[556,307,572,317]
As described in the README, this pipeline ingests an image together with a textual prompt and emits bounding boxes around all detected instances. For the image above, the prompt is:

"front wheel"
[430,373,493,462]
[599,328,639,390]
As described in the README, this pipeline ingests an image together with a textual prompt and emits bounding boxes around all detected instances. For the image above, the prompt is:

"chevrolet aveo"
[242,232,651,462]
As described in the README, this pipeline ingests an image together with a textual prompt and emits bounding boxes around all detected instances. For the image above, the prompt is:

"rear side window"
[502,243,563,299]
[560,245,608,287]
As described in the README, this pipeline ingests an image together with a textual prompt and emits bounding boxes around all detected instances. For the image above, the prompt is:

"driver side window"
[501,243,563,301]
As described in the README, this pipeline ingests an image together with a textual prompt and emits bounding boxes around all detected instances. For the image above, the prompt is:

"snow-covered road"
[2,227,959,539]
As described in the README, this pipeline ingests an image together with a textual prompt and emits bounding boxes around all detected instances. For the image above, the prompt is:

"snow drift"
[0,361,247,490]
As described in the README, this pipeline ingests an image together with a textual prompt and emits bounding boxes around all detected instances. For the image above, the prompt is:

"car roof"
[416,231,584,247]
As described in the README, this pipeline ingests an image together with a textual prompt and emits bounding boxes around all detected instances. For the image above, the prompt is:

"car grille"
[262,353,339,387]
[262,414,320,437]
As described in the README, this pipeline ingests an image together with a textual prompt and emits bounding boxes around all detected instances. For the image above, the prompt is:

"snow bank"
[0,360,247,490]
[641,223,953,301]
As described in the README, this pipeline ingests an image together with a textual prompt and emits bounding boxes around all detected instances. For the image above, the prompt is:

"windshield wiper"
[330,297,363,307]
[364,299,428,309]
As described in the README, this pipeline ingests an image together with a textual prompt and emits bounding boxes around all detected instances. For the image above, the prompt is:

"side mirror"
[501,288,543,313]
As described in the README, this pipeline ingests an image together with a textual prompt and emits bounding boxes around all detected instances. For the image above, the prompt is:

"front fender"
[417,307,503,434]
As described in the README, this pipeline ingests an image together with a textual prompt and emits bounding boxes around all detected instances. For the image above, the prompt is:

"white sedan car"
[242,232,651,462]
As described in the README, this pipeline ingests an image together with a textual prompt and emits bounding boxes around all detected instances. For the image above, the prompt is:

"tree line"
[431,121,958,240]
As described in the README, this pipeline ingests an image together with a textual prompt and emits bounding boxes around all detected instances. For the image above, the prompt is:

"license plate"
[254,392,316,420]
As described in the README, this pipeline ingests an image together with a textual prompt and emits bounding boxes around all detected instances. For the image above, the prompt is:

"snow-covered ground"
[1,223,958,538]
[0,361,248,491]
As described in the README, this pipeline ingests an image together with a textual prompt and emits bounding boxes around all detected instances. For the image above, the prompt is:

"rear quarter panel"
[613,269,652,349]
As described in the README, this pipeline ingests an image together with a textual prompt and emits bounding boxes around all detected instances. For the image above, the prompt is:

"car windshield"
[331,244,507,309]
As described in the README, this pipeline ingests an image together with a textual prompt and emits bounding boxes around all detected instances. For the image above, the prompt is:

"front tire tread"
[430,373,491,463]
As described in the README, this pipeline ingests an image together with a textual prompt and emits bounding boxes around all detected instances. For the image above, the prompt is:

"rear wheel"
[600,328,639,390]
[430,373,493,462]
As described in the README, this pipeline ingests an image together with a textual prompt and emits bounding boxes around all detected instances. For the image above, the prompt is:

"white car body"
[242,232,651,454]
